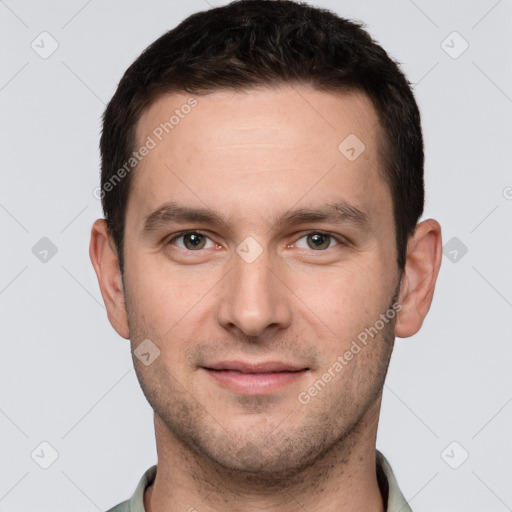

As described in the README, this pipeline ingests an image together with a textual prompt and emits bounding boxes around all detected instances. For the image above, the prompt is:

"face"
[119,86,402,475]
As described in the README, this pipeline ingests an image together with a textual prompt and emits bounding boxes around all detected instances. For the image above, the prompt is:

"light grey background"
[1,0,511,510]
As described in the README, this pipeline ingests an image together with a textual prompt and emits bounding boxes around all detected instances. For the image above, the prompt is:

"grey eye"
[173,232,214,250]
[295,233,339,251]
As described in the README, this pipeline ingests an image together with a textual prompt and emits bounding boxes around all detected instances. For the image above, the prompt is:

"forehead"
[130,85,390,226]
[136,85,380,159]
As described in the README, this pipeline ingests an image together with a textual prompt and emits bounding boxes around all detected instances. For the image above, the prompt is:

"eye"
[294,232,340,251]
[169,231,216,251]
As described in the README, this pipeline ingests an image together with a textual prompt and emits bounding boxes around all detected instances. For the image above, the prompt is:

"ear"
[89,219,130,339]
[395,219,442,338]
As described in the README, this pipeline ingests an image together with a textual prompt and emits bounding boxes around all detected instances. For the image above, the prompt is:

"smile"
[203,361,309,395]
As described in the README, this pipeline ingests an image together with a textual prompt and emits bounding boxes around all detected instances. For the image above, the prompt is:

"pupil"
[312,234,323,245]
[309,233,329,250]
[188,234,201,245]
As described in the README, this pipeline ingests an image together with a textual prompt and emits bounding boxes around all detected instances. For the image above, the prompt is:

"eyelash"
[166,230,346,252]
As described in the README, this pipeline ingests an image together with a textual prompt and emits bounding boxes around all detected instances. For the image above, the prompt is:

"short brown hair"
[100,0,424,273]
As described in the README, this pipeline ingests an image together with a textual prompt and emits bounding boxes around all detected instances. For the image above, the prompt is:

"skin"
[90,85,442,511]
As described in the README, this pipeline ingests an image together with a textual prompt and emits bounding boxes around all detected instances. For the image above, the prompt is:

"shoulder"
[105,500,130,512]
[104,465,157,512]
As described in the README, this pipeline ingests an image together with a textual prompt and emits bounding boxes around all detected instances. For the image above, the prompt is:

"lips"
[203,360,309,395]
[205,360,307,374]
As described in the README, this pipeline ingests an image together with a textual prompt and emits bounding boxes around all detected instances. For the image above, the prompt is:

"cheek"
[288,260,393,342]
[125,254,222,350]
[296,261,374,308]
[127,248,185,301]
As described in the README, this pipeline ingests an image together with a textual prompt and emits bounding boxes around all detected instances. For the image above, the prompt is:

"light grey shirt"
[106,450,412,511]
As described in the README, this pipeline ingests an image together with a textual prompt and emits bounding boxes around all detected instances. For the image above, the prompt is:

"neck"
[145,400,386,512]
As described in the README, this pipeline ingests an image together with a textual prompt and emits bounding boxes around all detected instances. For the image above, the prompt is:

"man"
[90,1,442,510]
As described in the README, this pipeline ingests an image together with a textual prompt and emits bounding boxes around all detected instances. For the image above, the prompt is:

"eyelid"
[167,230,217,249]
[291,230,347,250]
[166,229,347,251]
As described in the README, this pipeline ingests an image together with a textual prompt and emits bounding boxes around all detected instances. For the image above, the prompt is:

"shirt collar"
[376,450,412,511]
[123,450,411,512]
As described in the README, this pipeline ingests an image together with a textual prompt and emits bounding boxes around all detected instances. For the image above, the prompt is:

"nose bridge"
[216,241,291,337]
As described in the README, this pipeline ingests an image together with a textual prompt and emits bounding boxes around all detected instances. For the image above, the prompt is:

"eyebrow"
[142,200,370,234]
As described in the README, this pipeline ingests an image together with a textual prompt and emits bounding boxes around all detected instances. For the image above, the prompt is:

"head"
[91,0,441,479]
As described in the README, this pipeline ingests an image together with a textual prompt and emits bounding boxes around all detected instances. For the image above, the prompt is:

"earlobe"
[395,219,442,338]
[89,219,130,339]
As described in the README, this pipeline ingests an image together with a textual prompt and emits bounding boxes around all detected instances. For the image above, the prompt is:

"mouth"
[202,360,309,395]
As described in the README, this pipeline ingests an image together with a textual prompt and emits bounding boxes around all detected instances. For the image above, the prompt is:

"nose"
[216,247,292,339]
